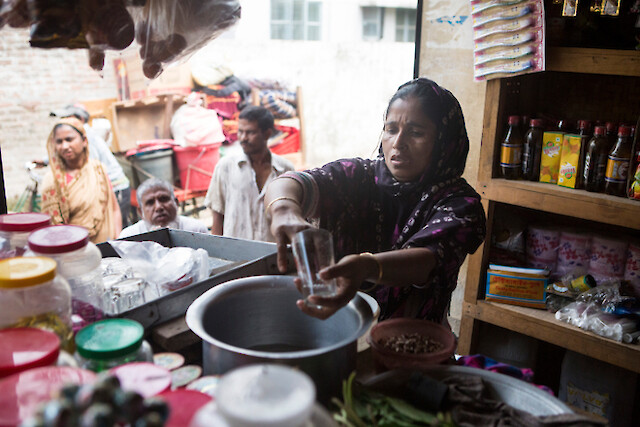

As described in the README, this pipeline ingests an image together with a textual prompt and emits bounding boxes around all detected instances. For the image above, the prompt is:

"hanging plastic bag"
[171,93,226,147]
[130,0,241,78]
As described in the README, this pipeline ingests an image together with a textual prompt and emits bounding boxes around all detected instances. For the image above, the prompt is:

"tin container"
[97,229,283,329]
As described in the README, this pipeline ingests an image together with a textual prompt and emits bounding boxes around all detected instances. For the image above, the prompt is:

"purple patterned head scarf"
[374,78,472,249]
[376,78,469,195]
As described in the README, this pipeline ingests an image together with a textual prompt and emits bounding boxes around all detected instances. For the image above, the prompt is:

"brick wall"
[0,28,118,202]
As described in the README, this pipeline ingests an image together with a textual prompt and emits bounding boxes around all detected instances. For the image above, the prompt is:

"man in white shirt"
[205,106,295,242]
[119,178,208,238]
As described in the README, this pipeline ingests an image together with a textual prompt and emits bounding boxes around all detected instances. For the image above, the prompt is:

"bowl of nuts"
[367,318,456,372]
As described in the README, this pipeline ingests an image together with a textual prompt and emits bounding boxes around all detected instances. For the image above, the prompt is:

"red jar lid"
[0,328,60,378]
[158,389,212,427]
[0,213,50,233]
[110,362,172,398]
[0,366,96,426]
[27,225,89,254]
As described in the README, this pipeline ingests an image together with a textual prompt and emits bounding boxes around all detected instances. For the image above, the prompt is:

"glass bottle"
[605,121,618,151]
[500,115,523,179]
[522,119,545,181]
[604,125,633,197]
[575,119,593,189]
[583,126,609,192]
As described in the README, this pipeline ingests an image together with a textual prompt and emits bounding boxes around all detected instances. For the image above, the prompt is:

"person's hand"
[270,207,312,272]
[295,254,373,319]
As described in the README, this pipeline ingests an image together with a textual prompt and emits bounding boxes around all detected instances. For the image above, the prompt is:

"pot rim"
[186,275,374,358]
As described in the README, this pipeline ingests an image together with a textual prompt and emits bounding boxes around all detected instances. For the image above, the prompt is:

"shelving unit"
[458,47,640,377]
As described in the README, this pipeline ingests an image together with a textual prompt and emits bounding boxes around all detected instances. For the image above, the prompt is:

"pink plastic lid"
[0,366,96,426]
[110,362,172,398]
[0,328,60,378]
[27,225,89,254]
[158,389,213,427]
[0,213,50,233]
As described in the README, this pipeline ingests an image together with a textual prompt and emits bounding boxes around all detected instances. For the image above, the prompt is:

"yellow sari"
[41,117,116,243]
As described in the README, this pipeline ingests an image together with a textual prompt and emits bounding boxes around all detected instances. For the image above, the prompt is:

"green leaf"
[386,396,438,424]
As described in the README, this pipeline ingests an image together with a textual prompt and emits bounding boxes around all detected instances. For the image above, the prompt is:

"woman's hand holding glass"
[295,253,379,320]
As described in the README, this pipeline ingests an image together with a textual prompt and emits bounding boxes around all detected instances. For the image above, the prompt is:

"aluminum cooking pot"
[185,275,374,404]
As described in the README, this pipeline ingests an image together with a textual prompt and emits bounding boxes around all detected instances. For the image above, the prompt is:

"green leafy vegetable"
[331,372,456,427]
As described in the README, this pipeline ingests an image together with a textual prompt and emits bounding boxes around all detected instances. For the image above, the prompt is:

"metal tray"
[97,228,285,329]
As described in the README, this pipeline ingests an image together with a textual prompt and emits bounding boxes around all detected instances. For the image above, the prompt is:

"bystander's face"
[238,119,271,156]
[53,125,87,168]
[140,187,178,227]
[382,97,437,182]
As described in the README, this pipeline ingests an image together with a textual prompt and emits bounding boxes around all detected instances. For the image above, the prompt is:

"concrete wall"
[417,1,487,328]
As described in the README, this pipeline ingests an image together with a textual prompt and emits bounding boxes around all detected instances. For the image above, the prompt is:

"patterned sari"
[41,117,116,243]
[284,78,487,323]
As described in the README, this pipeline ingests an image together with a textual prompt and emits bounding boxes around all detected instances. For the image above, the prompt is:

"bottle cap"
[0,367,96,427]
[507,115,520,125]
[605,122,617,133]
[0,328,60,378]
[618,125,631,137]
[0,213,50,233]
[111,362,172,398]
[28,225,89,254]
[157,389,213,427]
[216,364,316,427]
[0,257,56,288]
[75,318,144,360]
[530,119,544,127]
[593,126,605,136]
[577,120,591,131]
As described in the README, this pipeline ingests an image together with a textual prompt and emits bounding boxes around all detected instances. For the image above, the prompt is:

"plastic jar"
[0,256,73,351]
[0,213,50,259]
[27,225,104,328]
[74,318,153,372]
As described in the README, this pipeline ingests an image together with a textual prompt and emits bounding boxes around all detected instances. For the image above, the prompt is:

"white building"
[191,0,418,166]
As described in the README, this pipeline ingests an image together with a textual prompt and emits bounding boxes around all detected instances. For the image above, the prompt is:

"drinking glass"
[291,228,338,306]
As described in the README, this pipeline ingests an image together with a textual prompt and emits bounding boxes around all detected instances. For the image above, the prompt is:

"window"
[395,8,416,43]
[362,7,383,41]
[271,0,322,41]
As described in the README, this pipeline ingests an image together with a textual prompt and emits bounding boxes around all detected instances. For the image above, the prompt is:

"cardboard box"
[539,132,564,183]
[114,50,193,101]
[485,264,549,309]
[558,134,583,188]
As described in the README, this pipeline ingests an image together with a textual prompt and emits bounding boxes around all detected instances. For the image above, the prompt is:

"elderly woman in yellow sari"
[41,117,122,242]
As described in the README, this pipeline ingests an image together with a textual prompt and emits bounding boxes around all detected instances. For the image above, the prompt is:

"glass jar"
[74,318,153,372]
[27,225,105,329]
[0,256,73,351]
[0,213,50,259]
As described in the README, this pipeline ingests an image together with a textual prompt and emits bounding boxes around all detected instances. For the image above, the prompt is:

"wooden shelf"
[547,47,640,77]
[463,301,640,374]
[478,179,640,229]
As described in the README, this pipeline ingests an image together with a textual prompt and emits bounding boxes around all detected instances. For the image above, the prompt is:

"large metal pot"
[185,275,374,403]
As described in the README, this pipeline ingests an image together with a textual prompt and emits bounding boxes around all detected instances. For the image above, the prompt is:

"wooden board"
[463,301,640,374]
[111,93,185,152]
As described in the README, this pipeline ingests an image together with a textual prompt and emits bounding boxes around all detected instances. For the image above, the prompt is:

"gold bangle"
[265,196,299,214]
[360,252,383,283]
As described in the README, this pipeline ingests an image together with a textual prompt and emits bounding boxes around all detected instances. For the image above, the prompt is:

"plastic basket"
[173,143,221,192]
